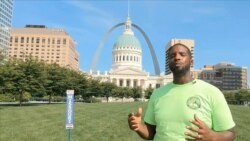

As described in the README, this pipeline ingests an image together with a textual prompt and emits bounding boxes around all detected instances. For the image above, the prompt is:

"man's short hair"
[167,43,192,57]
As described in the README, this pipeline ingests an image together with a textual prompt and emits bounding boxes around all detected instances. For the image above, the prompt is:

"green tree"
[84,78,101,101]
[100,82,117,102]
[131,87,142,99]
[0,48,7,65]
[114,87,132,101]
[144,87,154,99]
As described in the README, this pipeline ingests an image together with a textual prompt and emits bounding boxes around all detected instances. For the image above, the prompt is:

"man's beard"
[169,64,190,76]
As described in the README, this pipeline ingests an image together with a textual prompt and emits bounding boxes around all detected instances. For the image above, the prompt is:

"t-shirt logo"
[186,96,201,109]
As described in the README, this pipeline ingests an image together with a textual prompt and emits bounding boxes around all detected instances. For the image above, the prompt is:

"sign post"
[66,90,74,141]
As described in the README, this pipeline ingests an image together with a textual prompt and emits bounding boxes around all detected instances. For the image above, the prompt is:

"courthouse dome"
[113,34,141,49]
[111,17,142,71]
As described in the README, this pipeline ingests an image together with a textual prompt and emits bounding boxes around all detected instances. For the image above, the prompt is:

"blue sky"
[12,0,250,83]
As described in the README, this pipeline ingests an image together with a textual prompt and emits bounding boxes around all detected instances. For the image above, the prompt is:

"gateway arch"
[91,22,161,75]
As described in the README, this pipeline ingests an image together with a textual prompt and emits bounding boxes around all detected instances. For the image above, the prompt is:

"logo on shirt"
[186,96,201,109]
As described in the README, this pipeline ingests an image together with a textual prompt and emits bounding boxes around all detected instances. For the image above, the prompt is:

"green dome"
[113,34,141,49]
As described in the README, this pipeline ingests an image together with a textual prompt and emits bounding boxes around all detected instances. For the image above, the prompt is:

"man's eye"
[180,53,187,56]
[170,55,175,58]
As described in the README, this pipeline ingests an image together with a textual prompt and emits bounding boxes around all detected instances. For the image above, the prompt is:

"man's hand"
[128,107,142,131]
[185,114,215,141]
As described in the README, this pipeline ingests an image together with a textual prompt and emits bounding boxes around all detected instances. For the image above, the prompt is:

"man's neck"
[173,71,193,84]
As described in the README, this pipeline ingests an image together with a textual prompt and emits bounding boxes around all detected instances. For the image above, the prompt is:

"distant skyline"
[12,0,250,84]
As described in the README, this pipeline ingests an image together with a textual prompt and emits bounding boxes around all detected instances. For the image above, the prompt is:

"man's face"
[168,45,192,75]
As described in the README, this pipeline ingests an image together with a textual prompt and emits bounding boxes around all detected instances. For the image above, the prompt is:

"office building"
[200,62,248,90]
[8,25,79,70]
[0,0,13,58]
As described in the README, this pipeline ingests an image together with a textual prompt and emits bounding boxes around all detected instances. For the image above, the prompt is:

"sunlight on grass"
[0,103,249,141]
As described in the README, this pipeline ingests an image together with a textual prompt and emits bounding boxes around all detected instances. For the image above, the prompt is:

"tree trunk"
[49,94,51,104]
[19,90,23,106]
[106,96,109,103]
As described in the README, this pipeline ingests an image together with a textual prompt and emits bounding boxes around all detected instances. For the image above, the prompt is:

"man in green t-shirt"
[128,43,235,141]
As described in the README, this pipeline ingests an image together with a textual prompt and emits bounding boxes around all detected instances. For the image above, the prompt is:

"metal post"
[68,129,70,141]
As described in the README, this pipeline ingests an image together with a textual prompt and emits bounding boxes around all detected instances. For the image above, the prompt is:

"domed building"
[89,17,172,95]
[112,17,142,71]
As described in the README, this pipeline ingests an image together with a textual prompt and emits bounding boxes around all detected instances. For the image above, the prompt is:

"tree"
[100,82,117,102]
[84,78,101,100]
[144,87,154,99]
[0,48,7,65]
[114,87,132,101]
[131,87,142,99]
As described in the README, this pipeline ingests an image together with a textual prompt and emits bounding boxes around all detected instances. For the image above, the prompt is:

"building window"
[63,38,66,44]
[21,37,24,43]
[126,80,130,87]
[133,80,137,87]
[36,38,40,43]
[14,37,18,43]
[119,80,123,87]
[42,38,45,44]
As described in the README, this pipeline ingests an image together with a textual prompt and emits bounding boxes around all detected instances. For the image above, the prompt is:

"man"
[128,43,235,141]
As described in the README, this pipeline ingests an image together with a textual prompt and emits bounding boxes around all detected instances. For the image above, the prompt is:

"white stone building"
[89,17,173,90]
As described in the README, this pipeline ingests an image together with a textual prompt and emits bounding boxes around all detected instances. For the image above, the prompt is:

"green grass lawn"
[0,103,249,141]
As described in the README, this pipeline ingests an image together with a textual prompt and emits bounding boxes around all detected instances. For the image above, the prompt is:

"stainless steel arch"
[90,22,160,75]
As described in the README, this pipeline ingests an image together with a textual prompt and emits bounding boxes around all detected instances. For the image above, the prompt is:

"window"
[126,80,130,87]
[119,80,123,87]
[42,38,45,44]
[36,38,40,43]
[63,38,66,44]
[21,37,24,43]
[14,37,18,43]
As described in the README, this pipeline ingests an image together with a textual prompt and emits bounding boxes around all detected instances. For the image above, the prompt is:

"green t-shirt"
[144,79,235,141]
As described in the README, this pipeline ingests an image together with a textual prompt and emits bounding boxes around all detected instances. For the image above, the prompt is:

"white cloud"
[64,1,118,28]
[191,7,227,17]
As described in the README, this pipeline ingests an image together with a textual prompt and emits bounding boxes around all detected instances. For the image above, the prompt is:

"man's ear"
[190,59,193,65]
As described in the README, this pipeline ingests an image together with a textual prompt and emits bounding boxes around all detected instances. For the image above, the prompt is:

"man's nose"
[174,54,181,60]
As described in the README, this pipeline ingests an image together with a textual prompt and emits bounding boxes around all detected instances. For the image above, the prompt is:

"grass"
[0,103,249,141]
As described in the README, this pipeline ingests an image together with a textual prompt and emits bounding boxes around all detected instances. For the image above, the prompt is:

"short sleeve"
[144,92,156,125]
[211,89,235,131]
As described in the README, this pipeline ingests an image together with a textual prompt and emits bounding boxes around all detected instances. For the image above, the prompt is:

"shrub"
[15,92,31,102]
[84,97,102,103]
[0,94,15,102]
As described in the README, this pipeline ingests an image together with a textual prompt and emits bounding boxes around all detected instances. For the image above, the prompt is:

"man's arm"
[128,107,156,140]
[135,122,156,140]
[212,128,235,141]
